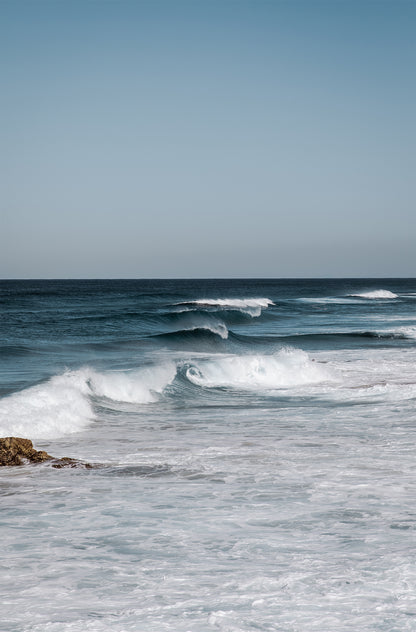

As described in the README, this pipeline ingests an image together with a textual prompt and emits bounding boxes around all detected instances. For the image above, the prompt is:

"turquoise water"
[1,279,416,631]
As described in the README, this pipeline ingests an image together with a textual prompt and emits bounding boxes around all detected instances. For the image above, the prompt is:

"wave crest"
[349,290,398,299]
[175,298,274,317]
[0,364,177,440]
[0,370,94,440]
[185,349,329,391]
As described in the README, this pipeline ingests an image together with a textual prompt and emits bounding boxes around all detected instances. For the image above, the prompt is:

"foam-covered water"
[1,278,416,631]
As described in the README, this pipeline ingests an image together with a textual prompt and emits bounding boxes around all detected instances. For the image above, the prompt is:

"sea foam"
[0,369,94,440]
[185,349,329,391]
[0,364,177,439]
[88,364,176,404]
[176,297,274,317]
[349,290,398,299]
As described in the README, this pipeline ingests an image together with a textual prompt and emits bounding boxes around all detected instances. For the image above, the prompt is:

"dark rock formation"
[0,437,52,466]
[0,437,92,468]
[51,456,93,469]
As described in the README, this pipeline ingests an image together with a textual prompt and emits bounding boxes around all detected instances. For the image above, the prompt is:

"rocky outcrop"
[0,437,52,466]
[0,437,92,468]
[50,456,93,469]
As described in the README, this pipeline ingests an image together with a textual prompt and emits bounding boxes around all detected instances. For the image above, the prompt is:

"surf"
[348,289,398,299]
[0,364,177,439]
[174,297,274,317]
[184,348,330,391]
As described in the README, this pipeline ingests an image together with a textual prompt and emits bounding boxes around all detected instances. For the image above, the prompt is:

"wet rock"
[51,456,93,469]
[0,437,52,466]
[0,437,93,468]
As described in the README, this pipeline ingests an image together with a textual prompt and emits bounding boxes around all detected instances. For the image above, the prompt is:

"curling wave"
[185,349,330,391]
[0,364,177,440]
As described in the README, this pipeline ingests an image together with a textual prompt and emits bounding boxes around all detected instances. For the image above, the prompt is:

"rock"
[51,456,93,469]
[0,437,52,466]
[0,437,93,468]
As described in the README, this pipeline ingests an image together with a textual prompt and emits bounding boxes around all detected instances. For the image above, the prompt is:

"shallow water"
[1,279,416,631]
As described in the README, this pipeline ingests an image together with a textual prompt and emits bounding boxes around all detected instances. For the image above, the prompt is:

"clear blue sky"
[1,0,415,278]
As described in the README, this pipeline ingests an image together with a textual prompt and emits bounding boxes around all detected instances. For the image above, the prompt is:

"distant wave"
[254,327,416,344]
[0,344,36,357]
[181,323,228,339]
[297,290,398,304]
[174,297,274,317]
[153,325,229,342]
[161,314,229,339]
[297,297,364,305]
[378,326,416,340]
[348,290,398,299]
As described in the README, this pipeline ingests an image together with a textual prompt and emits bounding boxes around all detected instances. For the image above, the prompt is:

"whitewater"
[1,278,416,631]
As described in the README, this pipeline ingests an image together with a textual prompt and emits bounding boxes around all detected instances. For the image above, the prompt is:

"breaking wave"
[0,370,95,440]
[298,291,398,305]
[0,349,332,439]
[155,314,229,340]
[378,326,416,340]
[348,290,398,299]
[172,323,228,339]
[185,349,330,390]
[174,297,274,317]
[0,364,177,440]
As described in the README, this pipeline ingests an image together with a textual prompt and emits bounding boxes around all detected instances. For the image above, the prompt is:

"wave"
[184,349,330,391]
[88,364,176,404]
[0,370,95,440]
[160,314,229,339]
[174,323,228,339]
[0,364,176,440]
[348,290,398,299]
[174,297,274,317]
[154,326,229,344]
[298,290,398,304]
[270,327,416,343]
[297,297,365,305]
[0,349,330,439]
[377,326,416,340]
[0,344,36,358]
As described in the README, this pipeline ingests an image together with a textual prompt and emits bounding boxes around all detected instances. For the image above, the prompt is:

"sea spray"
[175,297,274,317]
[0,369,94,439]
[185,348,329,390]
[349,289,398,299]
[0,363,177,439]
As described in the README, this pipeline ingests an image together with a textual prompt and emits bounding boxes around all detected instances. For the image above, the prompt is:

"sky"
[1,0,415,278]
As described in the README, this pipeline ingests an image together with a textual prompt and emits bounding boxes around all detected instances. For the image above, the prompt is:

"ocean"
[1,278,416,632]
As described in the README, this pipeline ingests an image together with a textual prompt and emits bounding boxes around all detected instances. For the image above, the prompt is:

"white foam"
[0,364,177,439]
[382,326,416,340]
[171,313,229,339]
[0,369,94,440]
[88,363,176,404]
[181,322,229,339]
[298,297,363,305]
[312,347,416,404]
[185,349,330,391]
[349,290,398,299]
[176,298,274,317]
